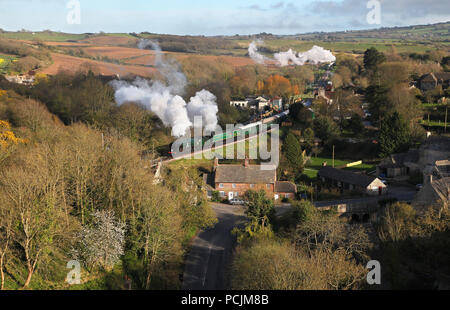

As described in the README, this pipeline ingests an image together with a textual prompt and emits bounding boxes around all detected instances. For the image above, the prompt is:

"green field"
[420,120,449,128]
[0,31,88,42]
[305,157,376,179]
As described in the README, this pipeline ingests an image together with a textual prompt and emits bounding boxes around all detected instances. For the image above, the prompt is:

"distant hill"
[294,22,450,43]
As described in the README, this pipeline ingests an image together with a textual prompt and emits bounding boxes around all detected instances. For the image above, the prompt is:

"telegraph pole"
[332,145,335,168]
[445,106,448,133]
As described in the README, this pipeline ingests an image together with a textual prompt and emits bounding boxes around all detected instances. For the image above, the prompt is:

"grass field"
[305,156,376,179]
[0,31,88,42]
[420,120,449,128]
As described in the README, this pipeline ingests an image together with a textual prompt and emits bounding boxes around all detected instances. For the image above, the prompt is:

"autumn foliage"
[257,74,299,97]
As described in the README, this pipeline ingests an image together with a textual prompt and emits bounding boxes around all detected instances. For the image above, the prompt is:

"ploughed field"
[37,36,255,77]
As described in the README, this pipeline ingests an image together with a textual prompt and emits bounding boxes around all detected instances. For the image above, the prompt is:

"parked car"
[416,184,423,191]
[229,198,245,205]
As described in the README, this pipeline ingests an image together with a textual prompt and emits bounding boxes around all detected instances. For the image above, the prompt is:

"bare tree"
[0,199,14,290]
[134,186,182,289]
[1,143,68,288]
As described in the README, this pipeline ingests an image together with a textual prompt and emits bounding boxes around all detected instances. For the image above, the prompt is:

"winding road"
[182,203,246,290]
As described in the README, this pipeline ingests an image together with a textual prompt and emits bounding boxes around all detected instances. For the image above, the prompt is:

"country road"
[182,203,247,290]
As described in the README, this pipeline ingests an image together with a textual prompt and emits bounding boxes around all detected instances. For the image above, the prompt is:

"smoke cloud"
[248,40,268,64]
[111,40,219,137]
[249,41,336,67]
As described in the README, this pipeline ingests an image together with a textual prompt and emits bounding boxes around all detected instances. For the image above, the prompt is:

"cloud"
[244,4,266,11]
[270,2,285,9]
[311,0,450,26]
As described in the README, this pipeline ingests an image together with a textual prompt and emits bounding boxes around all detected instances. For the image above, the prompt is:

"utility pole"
[445,106,448,133]
[332,145,335,168]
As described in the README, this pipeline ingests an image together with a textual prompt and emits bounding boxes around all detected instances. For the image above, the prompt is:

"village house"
[419,72,450,91]
[230,96,276,112]
[271,96,283,110]
[413,175,449,214]
[419,136,450,173]
[5,72,35,85]
[433,160,450,178]
[254,96,270,111]
[377,149,420,178]
[378,136,450,179]
[314,87,335,105]
[318,167,387,196]
[208,158,297,201]
[230,100,249,108]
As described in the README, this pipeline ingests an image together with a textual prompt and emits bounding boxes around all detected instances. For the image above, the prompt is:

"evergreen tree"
[364,47,386,71]
[313,116,339,146]
[284,132,304,173]
[379,112,410,157]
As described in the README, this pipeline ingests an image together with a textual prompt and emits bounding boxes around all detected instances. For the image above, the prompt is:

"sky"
[0,0,449,35]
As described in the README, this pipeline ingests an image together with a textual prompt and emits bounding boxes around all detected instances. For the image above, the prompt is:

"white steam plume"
[248,40,268,64]
[249,41,336,67]
[111,40,219,137]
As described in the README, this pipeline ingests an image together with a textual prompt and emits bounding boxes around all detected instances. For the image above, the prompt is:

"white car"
[229,199,245,205]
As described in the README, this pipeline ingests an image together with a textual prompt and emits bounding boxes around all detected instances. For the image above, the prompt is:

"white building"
[230,100,249,108]
[255,96,270,111]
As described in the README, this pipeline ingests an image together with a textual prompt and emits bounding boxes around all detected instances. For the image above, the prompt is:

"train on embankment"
[165,110,290,157]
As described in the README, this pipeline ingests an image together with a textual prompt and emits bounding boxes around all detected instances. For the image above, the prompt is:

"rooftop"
[421,136,450,152]
[214,164,276,184]
[431,177,450,204]
[275,181,297,193]
[318,167,382,187]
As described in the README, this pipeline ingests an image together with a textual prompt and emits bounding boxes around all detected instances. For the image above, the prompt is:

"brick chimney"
[214,158,219,170]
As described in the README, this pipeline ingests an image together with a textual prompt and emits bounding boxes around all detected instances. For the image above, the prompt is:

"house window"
[232,184,236,189]
[250,184,255,189]
[219,183,224,188]
[266,184,271,189]
[219,191,225,197]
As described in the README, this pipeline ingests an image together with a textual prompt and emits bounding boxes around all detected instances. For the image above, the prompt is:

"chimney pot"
[214,158,219,169]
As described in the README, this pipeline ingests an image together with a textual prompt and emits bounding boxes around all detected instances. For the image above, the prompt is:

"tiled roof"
[275,181,297,193]
[215,165,276,184]
[421,136,450,152]
[431,177,450,203]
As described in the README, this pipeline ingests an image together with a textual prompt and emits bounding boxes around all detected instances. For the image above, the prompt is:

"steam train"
[166,110,289,156]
